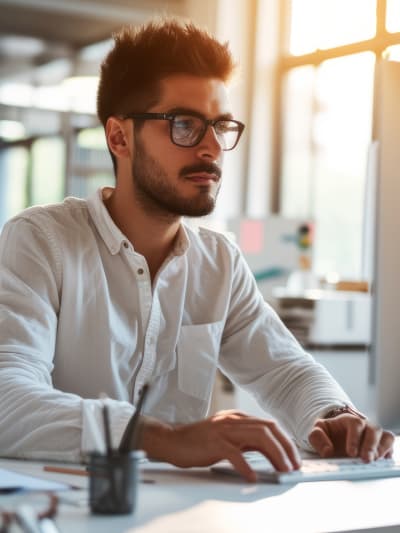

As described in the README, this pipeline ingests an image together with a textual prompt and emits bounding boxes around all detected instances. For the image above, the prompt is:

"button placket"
[135,295,161,390]
[125,251,153,351]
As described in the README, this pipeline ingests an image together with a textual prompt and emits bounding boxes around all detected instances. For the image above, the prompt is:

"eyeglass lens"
[172,115,241,150]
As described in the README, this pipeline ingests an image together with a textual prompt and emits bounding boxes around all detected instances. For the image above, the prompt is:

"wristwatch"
[323,405,366,420]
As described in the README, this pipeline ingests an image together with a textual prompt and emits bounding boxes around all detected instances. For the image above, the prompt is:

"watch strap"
[323,405,366,420]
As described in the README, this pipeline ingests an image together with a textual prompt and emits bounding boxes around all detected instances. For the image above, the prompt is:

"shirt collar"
[172,224,190,256]
[87,187,190,257]
[87,188,128,255]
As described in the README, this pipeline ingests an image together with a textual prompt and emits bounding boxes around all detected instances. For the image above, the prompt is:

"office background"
[0,0,399,419]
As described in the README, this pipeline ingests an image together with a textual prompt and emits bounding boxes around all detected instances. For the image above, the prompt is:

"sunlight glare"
[290,0,377,55]
[386,0,400,32]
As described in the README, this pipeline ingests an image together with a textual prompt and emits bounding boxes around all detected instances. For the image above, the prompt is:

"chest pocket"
[177,321,224,401]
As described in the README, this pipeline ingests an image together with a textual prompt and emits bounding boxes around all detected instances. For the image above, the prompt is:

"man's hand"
[139,410,301,482]
[309,412,395,461]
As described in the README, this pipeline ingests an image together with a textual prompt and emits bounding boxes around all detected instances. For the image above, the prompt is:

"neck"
[103,185,181,281]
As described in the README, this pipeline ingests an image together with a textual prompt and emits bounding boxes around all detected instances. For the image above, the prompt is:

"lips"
[180,163,221,182]
[185,172,219,183]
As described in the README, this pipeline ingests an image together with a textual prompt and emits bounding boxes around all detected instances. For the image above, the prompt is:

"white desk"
[2,440,400,533]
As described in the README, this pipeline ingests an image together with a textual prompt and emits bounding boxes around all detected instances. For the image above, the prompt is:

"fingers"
[255,427,296,472]
[267,420,302,469]
[213,411,301,471]
[357,426,394,461]
[378,430,395,459]
[359,423,382,461]
[225,446,257,483]
[342,421,394,461]
[308,425,334,457]
[224,424,292,473]
[213,412,302,473]
[309,415,395,462]
[345,417,366,457]
[243,420,302,471]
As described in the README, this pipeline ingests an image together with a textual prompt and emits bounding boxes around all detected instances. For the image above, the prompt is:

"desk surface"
[2,441,400,533]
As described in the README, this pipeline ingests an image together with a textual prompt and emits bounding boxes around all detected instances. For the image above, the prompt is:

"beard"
[131,136,221,218]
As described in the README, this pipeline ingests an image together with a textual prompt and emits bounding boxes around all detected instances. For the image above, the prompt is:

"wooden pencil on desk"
[43,465,88,477]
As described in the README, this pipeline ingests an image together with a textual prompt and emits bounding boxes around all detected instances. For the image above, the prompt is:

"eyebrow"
[166,107,234,121]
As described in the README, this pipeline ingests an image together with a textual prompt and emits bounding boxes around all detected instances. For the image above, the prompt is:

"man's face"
[131,74,231,217]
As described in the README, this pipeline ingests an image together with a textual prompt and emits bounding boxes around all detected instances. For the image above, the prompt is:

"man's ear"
[105,117,131,160]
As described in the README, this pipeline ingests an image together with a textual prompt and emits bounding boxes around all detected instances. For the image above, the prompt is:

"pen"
[99,394,118,508]
[43,466,88,477]
[119,383,149,453]
[102,402,113,456]
[42,466,155,485]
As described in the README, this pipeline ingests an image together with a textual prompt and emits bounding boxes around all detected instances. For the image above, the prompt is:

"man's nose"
[195,125,223,160]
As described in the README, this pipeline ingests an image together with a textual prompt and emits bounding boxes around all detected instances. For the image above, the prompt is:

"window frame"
[272,0,400,212]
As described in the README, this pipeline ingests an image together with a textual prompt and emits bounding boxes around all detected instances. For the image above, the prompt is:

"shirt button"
[137,268,144,275]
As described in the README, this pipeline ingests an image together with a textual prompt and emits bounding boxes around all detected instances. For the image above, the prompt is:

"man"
[0,19,393,481]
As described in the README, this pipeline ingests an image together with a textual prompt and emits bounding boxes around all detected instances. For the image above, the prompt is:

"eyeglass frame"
[122,111,245,151]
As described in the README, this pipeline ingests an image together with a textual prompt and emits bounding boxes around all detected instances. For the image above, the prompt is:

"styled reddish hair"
[97,19,236,128]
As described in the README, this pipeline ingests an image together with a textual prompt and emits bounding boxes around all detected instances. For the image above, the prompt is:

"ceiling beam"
[0,0,186,24]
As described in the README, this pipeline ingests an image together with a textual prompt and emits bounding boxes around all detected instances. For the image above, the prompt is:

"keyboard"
[211,452,400,483]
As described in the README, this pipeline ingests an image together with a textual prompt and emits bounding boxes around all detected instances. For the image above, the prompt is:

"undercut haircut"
[96,18,237,174]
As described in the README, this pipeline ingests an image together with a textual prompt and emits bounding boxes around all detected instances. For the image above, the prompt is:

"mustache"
[179,162,221,179]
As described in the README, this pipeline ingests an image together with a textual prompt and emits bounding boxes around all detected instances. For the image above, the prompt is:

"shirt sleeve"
[219,245,353,451]
[0,216,134,461]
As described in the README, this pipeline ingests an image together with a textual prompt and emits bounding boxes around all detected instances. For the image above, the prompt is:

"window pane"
[386,0,400,32]
[31,138,65,206]
[289,0,377,55]
[77,127,108,150]
[70,173,113,199]
[281,53,375,278]
[69,128,113,198]
[0,147,28,226]
[385,44,400,60]
[281,65,315,219]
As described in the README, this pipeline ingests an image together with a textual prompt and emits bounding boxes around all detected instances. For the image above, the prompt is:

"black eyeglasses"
[123,111,245,151]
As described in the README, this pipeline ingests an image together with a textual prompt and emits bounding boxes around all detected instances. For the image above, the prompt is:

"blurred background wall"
[1,0,399,279]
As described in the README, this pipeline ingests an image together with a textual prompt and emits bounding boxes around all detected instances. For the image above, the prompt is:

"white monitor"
[370,58,400,432]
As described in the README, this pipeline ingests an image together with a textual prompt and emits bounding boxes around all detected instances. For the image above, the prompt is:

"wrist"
[138,416,175,461]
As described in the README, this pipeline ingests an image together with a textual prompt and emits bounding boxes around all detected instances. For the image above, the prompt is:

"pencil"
[102,403,113,456]
[43,465,88,477]
[119,383,149,452]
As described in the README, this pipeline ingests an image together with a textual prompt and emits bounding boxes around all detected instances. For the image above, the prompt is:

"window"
[0,137,65,228]
[0,146,28,226]
[278,0,400,278]
[31,137,65,206]
[289,0,376,54]
[386,0,400,32]
[68,127,113,198]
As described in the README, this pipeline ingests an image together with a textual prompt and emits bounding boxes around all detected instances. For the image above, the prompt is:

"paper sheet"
[0,468,70,492]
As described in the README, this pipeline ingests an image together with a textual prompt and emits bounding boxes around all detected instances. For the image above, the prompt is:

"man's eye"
[174,116,198,130]
[216,121,238,134]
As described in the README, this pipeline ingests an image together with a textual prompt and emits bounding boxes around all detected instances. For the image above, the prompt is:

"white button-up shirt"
[0,188,350,462]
